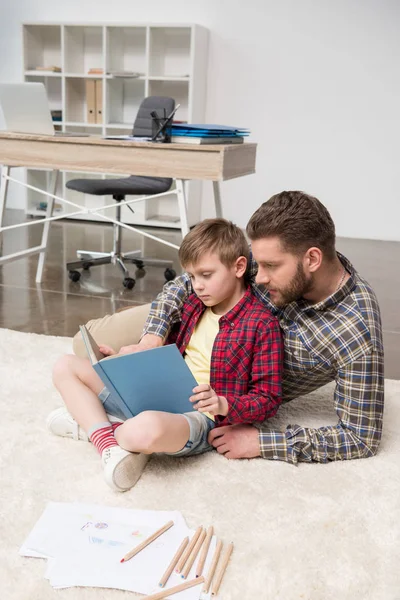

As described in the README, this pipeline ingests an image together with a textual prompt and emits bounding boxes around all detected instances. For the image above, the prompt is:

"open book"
[80,325,197,419]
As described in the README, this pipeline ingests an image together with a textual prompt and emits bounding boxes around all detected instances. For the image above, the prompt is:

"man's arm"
[140,272,193,342]
[258,350,384,464]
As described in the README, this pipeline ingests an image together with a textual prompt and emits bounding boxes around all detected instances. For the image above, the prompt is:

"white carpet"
[0,327,399,600]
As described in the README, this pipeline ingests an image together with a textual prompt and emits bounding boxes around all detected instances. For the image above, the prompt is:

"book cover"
[80,325,197,419]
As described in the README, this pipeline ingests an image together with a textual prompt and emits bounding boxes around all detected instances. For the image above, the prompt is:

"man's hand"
[99,334,163,357]
[98,344,117,356]
[190,384,228,417]
[208,424,261,459]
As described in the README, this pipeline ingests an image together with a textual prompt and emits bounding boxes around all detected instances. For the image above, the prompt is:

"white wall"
[1,0,399,240]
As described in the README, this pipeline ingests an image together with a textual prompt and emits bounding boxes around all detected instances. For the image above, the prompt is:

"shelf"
[64,26,103,74]
[106,27,147,75]
[149,27,191,77]
[148,76,190,81]
[25,70,62,77]
[22,22,207,229]
[106,78,145,126]
[23,25,61,72]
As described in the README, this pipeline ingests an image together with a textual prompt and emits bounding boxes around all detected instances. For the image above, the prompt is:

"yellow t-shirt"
[184,308,221,420]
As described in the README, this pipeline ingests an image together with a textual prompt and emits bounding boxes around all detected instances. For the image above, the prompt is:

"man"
[74,191,384,464]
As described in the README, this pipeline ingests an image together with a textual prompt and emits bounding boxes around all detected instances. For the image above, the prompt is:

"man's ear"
[235,256,248,278]
[304,247,322,273]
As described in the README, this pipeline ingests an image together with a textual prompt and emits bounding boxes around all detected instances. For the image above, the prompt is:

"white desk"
[0,133,257,282]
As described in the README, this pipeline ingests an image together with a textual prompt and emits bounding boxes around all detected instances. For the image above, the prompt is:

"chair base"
[67,250,176,289]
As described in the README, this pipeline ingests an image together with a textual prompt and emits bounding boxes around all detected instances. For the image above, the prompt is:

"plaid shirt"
[143,253,384,464]
[167,288,283,425]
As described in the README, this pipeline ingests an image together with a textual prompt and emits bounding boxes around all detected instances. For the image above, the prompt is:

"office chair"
[66,96,177,290]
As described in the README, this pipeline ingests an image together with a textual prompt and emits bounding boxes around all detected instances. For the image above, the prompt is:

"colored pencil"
[158,536,189,588]
[144,576,204,600]
[211,541,234,596]
[202,539,222,594]
[175,526,203,573]
[120,520,174,563]
[181,528,206,579]
[195,525,214,577]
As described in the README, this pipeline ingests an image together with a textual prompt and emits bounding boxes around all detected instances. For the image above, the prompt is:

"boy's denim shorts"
[99,387,215,457]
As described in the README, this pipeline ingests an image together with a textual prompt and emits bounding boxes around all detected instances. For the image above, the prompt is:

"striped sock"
[89,423,118,455]
[111,422,122,434]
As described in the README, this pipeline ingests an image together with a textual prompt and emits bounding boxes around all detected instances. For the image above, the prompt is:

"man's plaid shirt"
[166,287,283,425]
[143,253,384,464]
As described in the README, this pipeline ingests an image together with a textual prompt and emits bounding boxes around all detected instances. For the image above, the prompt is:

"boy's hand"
[98,344,117,356]
[190,384,229,417]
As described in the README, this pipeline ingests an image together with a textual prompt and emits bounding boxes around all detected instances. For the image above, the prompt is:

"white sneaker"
[46,406,123,442]
[101,446,149,492]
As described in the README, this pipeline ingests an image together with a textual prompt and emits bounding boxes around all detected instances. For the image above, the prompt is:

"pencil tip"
[120,558,125,563]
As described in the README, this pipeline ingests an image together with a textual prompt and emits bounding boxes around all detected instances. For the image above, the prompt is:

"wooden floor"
[1,209,399,379]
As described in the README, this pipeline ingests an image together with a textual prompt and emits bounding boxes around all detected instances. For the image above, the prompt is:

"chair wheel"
[68,270,81,282]
[134,260,145,270]
[123,277,136,290]
[164,268,176,281]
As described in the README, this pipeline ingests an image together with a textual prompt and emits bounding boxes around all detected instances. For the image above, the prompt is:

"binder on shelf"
[85,79,96,124]
[95,79,103,124]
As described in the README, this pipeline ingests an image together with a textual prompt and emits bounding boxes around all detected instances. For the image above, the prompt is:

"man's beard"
[270,262,313,307]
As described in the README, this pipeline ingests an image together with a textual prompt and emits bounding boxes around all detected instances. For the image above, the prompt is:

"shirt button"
[230,322,234,327]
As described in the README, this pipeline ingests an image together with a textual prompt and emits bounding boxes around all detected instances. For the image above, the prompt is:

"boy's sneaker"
[101,446,149,492]
[46,406,123,442]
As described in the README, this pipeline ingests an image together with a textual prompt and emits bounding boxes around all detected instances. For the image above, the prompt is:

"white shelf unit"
[23,22,208,229]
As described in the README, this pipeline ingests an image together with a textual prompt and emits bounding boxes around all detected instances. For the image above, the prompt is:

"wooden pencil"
[175,526,203,573]
[211,541,234,596]
[202,538,223,594]
[158,536,189,588]
[144,576,204,600]
[195,525,214,578]
[181,528,207,579]
[120,520,174,563]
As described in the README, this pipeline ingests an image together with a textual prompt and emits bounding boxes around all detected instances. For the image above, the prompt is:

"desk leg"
[0,166,10,244]
[36,170,59,283]
[176,179,190,238]
[212,181,223,218]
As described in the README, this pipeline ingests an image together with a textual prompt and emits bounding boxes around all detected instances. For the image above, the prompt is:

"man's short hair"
[179,218,249,268]
[246,191,336,260]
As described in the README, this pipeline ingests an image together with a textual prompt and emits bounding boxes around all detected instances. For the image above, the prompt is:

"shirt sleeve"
[216,320,284,425]
[141,272,193,340]
[258,349,384,464]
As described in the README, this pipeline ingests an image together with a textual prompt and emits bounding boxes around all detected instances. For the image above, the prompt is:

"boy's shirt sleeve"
[215,318,284,425]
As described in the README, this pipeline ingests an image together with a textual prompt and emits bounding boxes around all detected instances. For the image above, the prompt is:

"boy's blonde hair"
[179,218,249,268]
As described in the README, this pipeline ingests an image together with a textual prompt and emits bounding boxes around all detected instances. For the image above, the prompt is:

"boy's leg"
[115,411,191,454]
[115,411,214,457]
[72,303,151,358]
[51,354,107,431]
[49,354,149,492]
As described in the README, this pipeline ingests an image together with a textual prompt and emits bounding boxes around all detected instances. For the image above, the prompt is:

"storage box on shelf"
[22,22,208,229]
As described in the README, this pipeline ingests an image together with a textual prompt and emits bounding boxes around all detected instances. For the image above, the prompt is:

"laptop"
[0,82,88,136]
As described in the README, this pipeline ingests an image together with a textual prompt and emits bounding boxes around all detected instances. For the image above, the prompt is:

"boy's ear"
[235,256,248,278]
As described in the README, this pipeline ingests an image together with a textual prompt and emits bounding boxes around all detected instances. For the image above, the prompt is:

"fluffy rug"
[0,328,399,600]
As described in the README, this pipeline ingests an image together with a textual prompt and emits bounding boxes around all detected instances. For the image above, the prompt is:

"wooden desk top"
[0,132,257,181]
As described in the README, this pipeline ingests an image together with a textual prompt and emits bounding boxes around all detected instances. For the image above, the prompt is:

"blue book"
[80,325,197,419]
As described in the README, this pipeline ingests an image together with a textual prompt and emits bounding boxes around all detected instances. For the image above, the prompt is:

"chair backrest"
[0,82,55,135]
[132,96,175,137]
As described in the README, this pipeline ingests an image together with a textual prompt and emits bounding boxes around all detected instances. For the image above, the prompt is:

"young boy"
[47,219,283,492]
